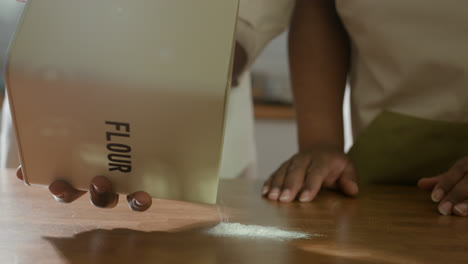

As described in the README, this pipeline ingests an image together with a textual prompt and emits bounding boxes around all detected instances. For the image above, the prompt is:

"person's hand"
[16,166,152,212]
[231,41,247,87]
[418,156,468,216]
[262,144,359,203]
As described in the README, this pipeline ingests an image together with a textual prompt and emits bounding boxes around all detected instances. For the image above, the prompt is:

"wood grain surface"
[0,169,466,264]
[254,103,295,120]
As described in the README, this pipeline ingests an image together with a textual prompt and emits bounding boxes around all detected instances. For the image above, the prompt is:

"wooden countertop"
[254,103,295,120]
[0,168,466,264]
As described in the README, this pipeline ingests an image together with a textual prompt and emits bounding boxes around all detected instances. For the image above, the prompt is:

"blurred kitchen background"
[0,0,351,180]
[0,0,24,97]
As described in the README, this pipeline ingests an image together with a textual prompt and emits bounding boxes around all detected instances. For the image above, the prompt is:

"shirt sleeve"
[236,0,296,69]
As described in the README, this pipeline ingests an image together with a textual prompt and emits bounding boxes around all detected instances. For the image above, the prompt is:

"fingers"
[265,160,291,201]
[49,180,86,203]
[431,162,467,203]
[279,155,310,202]
[421,158,468,216]
[16,166,24,181]
[298,160,329,203]
[417,175,442,192]
[89,176,119,209]
[299,155,354,202]
[263,151,357,203]
[127,191,152,212]
[338,163,359,197]
[453,200,468,217]
[262,177,273,196]
[438,175,468,216]
[25,170,150,212]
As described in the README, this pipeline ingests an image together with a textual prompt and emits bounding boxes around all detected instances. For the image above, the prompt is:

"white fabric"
[335,0,468,138]
[220,73,256,179]
[0,95,19,168]
[235,0,468,140]
[236,0,295,69]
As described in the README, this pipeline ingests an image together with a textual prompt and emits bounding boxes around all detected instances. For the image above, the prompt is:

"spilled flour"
[205,223,313,241]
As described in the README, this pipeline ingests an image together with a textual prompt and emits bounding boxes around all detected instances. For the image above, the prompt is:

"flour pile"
[205,223,312,241]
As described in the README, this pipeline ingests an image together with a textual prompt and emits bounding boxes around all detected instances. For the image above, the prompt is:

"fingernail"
[268,188,280,200]
[262,186,269,195]
[279,190,291,202]
[299,191,310,202]
[454,204,468,215]
[134,199,144,207]
[49,185,64,197]
[438,201,452,216]
[92,184,106,194]
[431,189,444,202]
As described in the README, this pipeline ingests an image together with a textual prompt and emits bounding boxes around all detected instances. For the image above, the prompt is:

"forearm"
[289,0,350,151]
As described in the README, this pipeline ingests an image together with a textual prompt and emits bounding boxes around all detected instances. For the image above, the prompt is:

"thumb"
[16,166,24,181]
[338,163,359,197]
[417,175,442,192]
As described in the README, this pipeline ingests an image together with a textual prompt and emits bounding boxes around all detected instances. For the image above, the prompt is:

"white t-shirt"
[239,0,468,138]
[336,0,468,138]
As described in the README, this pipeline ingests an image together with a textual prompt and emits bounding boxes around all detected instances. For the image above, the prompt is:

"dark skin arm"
[264,0,467,217]
[291,0,349,151]
[262,0,358,203]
